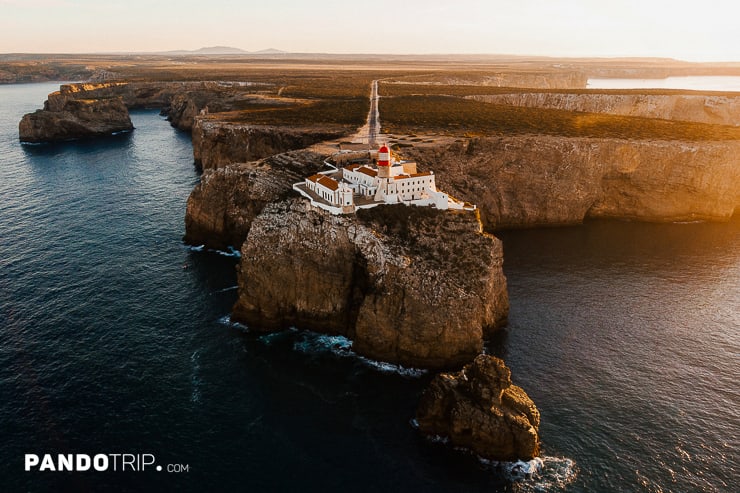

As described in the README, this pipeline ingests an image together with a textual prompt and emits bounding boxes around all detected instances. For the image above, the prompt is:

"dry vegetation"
[206,71,380,127]
[6,54,740,140]
[380,95,740,141]
[380,81,740,98]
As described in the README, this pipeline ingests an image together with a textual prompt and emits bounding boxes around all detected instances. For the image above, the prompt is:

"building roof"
[307,173,322,183]
[317,175,339,191]
[344,163,361,171]
[357,166,378,177]
[395,171,432,181]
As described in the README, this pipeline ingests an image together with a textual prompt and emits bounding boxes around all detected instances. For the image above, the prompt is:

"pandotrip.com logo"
[25,454,190,473]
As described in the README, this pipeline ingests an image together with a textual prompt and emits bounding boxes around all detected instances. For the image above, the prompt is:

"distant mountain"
[159,46,287,56]
[192,46,249,55]
[254,48,287,54]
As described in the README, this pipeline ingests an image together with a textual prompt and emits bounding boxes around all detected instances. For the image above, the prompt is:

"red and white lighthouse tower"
[377,144,391,178]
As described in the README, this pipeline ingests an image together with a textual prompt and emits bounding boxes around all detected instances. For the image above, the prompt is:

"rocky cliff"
[416,355,540,461]
[404,136,740,230]
[469,93,740,127]
[192,119,348,170]
[231,200,508,369]
[184,149,326,249]
[19,95,133,143]
[48,81,262,131]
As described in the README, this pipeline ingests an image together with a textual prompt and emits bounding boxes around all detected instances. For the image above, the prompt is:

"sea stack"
[416,355,540,461]
[19,92,133,143]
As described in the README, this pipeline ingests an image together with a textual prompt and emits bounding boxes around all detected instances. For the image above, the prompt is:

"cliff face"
[192,118,349,170]
[416,355,540,461]
[231,200,508,369]
[469,93,740,127]
[405,136,740,230]
[184,149,326,249]
[21,81,284,139]
[19,96,133,143]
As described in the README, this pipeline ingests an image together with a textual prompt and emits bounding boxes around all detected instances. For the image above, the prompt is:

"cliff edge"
[404,136,740,230]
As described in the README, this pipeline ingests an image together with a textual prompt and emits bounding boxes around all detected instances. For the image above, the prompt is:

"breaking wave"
[290,332,428,377]
[183,244,241,257]
[480,456,578,491]
[217,315,248,332]
[413,416,576,490]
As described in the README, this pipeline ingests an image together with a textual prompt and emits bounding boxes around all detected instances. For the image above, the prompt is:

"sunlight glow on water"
[587,75,740,91]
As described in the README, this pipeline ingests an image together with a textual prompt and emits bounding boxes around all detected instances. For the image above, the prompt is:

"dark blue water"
[1,83,738,492]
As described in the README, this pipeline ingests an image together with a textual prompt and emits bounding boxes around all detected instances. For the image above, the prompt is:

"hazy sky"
[1,0,738,61]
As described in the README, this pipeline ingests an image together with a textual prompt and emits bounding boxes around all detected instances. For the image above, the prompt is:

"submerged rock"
[416,354,540,461]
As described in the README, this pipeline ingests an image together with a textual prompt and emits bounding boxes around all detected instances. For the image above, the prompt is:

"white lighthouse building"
[293,144,474,215]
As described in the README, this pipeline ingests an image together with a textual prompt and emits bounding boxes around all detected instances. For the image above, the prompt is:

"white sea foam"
[215,285,238,293]
[183,244,241,257]
[478,456,577,491]
[212,246,241,257]
[291,332,427,377]
[217,315,248,332]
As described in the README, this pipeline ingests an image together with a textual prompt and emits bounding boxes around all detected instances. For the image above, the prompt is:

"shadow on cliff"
[21,130,134,158]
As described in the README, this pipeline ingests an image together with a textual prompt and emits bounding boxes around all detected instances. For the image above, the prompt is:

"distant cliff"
[19,82,349,161]
[19,95,132,143]
[404,136,740,230]
[232,199,508,369]
[468,93,740,127]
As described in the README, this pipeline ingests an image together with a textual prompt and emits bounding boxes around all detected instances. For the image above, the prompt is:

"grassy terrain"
[380,95,740,141]
[200,71,375,127]
[218,98,368,127]
[380,81,740,98]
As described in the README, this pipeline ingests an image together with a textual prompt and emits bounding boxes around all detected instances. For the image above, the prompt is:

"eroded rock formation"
[231,200,508,369]
[416,354,540,461]
[19,95,133,143]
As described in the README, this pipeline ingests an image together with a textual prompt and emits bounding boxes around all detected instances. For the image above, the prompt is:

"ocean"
[1,82,738,492]
[587,75,740,91]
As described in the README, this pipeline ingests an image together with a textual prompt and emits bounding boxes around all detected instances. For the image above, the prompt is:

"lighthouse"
[377,144,391,178]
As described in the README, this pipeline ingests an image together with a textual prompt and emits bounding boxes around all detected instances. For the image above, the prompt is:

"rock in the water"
[416,354,540,461]
[231,201,509,369]
[19,94,133,143]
